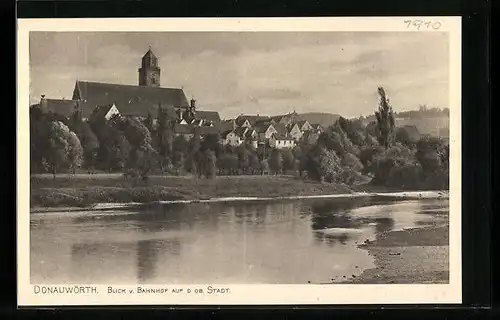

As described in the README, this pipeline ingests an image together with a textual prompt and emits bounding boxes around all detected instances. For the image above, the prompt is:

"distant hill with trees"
[359,105,450,138]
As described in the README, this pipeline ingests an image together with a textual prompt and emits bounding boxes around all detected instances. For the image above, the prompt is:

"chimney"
[190,98,196,109]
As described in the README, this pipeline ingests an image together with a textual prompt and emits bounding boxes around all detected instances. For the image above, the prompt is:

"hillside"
[298,112,341,128]
[360,116,449,138]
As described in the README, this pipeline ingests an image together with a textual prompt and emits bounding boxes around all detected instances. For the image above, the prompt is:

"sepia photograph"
[17,18,462,306]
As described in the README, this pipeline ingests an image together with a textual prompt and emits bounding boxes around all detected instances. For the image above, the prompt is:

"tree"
[416,136,448,176]
[281,148,295,172]
[318,148,342,183]
[45,121,83,178]
[317,123,355,156]
[112,116,152,149]
[172,135,188,156]
[236,145,250,174]
[248,152,261,174]
[155,107,175,175]
[371,144,415,185]
[260,158,270,175]
[70,120,100,172]
[201,134,221,154]
[144,112,154,132]
[96,125,131,172]
[268,149,283,175]
[216,153,236,175]
[203,150,217,179]
[30,108,50,173]
[125,144,156,181]
[374,87,395,149]
[341,152,363,173]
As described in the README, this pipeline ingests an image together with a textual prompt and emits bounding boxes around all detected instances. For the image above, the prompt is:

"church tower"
[138,47,161,87]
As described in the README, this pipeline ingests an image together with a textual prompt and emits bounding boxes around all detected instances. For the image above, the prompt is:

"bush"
[370,144,415,185]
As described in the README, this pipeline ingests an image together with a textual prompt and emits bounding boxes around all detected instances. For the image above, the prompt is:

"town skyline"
[30,31,449,119]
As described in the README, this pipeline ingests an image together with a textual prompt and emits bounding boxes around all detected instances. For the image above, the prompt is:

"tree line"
[29,87,449,190]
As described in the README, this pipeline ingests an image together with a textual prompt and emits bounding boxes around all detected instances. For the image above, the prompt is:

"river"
[30,196,449,284]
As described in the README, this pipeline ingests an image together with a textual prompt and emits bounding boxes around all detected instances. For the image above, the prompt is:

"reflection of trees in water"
[306,198,400,243]
[311,213,362,231]
[137,239,181,284]
[314,231,350,246]
[232,202,269,226]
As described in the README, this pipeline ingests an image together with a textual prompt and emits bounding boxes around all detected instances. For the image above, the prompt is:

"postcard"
[17,17,462,306]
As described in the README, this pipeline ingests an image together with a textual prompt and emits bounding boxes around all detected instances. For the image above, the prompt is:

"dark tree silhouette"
[374,87,395,149]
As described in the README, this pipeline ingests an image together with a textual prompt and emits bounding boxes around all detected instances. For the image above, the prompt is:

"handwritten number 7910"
[404,20,442,30]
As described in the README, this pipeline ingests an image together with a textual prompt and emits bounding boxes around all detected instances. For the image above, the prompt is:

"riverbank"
[342,225,449,284]
[29,174,449,211]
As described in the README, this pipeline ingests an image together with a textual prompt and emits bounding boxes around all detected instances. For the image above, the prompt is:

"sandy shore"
[343,225,449,284]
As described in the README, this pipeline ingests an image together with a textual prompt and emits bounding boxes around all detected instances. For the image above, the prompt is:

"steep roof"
[215,120,235,133]
[236,115,270,126]
[40,99,79,118]
[296,120,310,128]
[234,127,248,137]
[254,122,274,133]
[272,123,288,136]
[73,80,190,118]
[195,110,221,123]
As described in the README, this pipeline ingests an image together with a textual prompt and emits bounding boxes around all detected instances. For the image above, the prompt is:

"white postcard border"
[17,17,462,306]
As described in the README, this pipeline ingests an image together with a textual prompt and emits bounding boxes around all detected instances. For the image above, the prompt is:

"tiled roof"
[174,123,194,134]
[215,120,235,133]
[39,99,79,118]
[195,111,221,123]
[236,115,270,126]
[254,123,274,133]
[272,123,288,136]
[73,80,190,118]
[297,120,309,127]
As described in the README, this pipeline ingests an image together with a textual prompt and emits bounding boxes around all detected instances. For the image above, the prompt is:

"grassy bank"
[343,225,449,284]
[30,174,355,208]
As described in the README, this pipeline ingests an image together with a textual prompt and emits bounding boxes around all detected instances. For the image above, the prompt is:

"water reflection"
[137,239,181,284]
[31,197,449,284]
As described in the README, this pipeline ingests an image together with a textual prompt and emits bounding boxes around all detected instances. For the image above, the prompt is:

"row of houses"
[31,48,324,150]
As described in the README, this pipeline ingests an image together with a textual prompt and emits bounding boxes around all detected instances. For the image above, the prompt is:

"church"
[33,48,221,126]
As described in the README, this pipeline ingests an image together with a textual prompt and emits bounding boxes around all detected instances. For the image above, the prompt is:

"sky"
[29,32,449,119]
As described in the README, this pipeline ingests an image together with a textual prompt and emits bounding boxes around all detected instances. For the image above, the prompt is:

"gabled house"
[269,133,295,149]
[296,120,313,132]
[220,130,243,147]
[288,123,303,141]
[311,123,324,133]
[254,122,278,141]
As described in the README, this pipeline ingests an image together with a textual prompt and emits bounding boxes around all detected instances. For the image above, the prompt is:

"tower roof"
[141,47,159,68]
